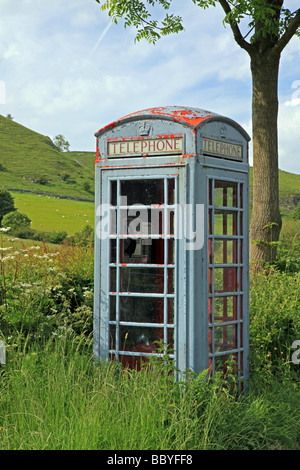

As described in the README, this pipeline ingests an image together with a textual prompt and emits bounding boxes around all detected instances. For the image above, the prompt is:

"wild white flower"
[0,247,12,251]
[1,255,15,262]
[0,227,11,232]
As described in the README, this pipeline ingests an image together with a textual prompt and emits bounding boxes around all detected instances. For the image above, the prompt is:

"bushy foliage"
[2,210,31,231]
[0,237,93,344]
[292,202,300,220]
[11,227,68,245]
[249,268,300,380]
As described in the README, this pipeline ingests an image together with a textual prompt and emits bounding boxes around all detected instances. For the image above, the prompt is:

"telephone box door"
[97,166,185,370]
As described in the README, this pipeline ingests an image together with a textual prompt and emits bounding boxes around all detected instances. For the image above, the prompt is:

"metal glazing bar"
[209,263,243,268]
[210,292,244,298]
[108,233,175,240]
[210,235,243,240]
[174,176,178,365]
[109,321,175,328]
[109,292,175,298]
[237,182,242,367]
[115,204,177,210]
[115,179,121,359]
[211,179,215,367]
[109,350,175,358]
[214,206,240,212]
[109,263,174,268]
[209,319,243,327]
[209,348,244,358]
[164,177,168,347]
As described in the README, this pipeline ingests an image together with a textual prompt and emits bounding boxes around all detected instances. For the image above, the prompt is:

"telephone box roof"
[95,106,250,141]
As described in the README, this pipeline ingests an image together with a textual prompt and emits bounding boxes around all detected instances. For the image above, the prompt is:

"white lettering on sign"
[203,138,242,160]
[108,137,183,157]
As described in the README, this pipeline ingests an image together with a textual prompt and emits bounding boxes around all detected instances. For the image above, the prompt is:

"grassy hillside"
[0,114,299,240]
[0,114,95,199]
[12,191,94,235]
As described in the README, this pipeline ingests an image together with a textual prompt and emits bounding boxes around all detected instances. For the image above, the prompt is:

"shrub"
[35,175,49,185]
[13,227,36,240]
[292,202,300,220]
[249,268,300,379]
[2,210,31,232]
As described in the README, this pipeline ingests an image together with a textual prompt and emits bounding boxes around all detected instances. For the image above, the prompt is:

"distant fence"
[6,188,94,203]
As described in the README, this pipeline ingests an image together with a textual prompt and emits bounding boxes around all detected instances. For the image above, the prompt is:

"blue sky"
[0,0,299,174]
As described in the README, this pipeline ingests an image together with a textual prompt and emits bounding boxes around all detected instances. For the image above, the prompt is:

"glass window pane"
[168,298,174,324]
[110,239,116,263]
[214,181,238,207]
[111,181,117,206]
[168,269,174,294]
[109,324,116,350]
[168,239,175,264]
[214,211,237,236]
[120,296,164,323]
[214,296,237,322]
[214,325,237,352]
[119,326,164,353]
[214,240,237,264]
[120,179,164,206]
[110,296,116,321]
[120,267,164,293]
[120,238,164,264]
[110,267,116,292]
[214,267,237,292]
[168,178,175,205]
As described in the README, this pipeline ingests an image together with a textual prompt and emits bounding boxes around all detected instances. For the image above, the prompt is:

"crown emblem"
[139,121,151,136]
[220,125,227,139]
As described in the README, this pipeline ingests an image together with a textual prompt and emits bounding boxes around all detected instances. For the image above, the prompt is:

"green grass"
[0,238,299,450]
[0,114,95,199]
[12,192,94,235]
[0,333,299,450]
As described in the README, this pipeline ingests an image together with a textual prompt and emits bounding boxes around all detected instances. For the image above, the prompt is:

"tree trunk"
[249,49,282,269]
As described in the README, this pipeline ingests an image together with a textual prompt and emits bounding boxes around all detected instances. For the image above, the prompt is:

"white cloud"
[278,103,300,174]
[0,0,299,174]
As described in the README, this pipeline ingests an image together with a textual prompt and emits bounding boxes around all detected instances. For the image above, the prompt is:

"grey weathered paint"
[94,106,250,386]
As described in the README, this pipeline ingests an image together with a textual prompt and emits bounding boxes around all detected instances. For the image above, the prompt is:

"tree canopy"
[95,0,300,266]
[96,0,300,50]
[53,134,70,152]
[0,190,16,225]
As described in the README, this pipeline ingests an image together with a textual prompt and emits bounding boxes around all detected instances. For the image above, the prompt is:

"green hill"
[0,113,299,209]
[0,114,95,199]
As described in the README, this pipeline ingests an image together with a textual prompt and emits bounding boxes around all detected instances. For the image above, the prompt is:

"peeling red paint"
[95,106,218,137]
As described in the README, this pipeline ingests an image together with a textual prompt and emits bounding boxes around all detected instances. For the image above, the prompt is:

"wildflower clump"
[0,238,94,347]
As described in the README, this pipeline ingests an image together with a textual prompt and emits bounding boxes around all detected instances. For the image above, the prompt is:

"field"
[12,192,94,235]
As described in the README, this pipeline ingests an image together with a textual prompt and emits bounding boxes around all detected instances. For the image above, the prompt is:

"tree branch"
[218,0,253,54]
[272,8,300,56]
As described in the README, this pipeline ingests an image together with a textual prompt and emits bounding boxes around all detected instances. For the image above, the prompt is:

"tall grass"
[1,334,300,450]
[0,232,300,450]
